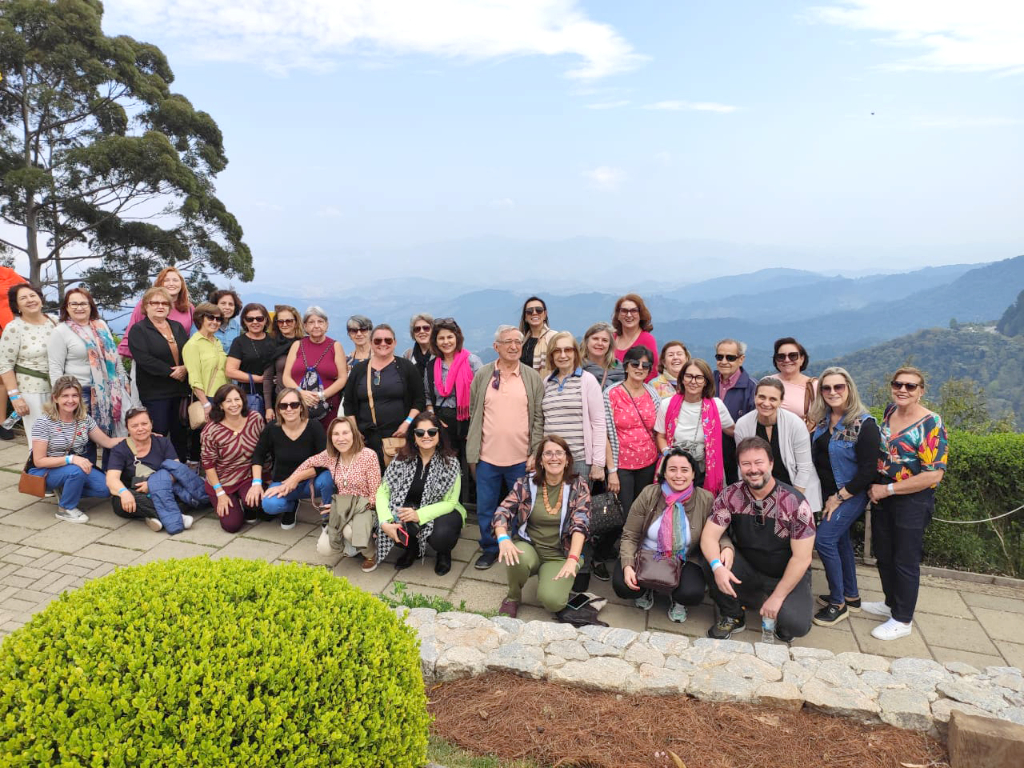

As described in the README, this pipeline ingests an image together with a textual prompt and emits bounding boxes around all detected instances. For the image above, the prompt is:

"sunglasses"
[891,380,921,392]
[206,316,222,324]
[372,337,395,346]
[348,326,370,333]
[276,318,295,325]
[775,352,802,362]
[435,317,457,325]
[245,316,265,323]
[278,401,302,410]
[491,369,501,390]
[821,383,847,394]
[626,360,651,370]
[413,427,439,438]
[148,301,170,307]
[372,369,381,386]
[524,307,545,315]
[715,354,739,362]
[413,325,432,333]
[753,499,766,527]
[619,307,639,315]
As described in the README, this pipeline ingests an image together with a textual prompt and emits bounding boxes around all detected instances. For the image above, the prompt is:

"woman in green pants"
[493,434,591,618]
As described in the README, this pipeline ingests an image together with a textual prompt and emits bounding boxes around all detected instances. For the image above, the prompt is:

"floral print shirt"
[0,316,58,393]
[878,406,948,483]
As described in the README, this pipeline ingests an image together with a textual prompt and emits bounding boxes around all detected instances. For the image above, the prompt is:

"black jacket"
[343,357,425,433]
[127,318,191,401]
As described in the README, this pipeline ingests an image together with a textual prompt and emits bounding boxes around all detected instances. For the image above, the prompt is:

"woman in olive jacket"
[614,447,733,623]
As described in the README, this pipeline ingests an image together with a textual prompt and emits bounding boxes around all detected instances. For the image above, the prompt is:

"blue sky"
[97,0,1024,292]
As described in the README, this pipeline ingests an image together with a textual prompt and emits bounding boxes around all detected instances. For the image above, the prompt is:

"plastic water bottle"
[761,616,776,645]
[1,412,21,431]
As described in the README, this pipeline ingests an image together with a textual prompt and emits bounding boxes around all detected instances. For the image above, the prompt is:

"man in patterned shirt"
[701,436,816,641]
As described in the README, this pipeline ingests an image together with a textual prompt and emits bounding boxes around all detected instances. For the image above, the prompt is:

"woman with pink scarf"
[423,318,481,464]
[614,448,733,623]
[654,358,735,497]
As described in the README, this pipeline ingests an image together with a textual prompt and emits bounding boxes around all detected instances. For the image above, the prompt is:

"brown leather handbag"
[634,549,682,593]
[18,455,46,497]
[367,367,404,465]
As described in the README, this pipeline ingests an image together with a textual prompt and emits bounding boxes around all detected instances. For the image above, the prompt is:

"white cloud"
[106,0,645,79]
[915,115,1024,128]
[809,0,1024,75]
[585,100,630,109]
[643,100,739,113]
[584,166,624,190]
[489,198,516,210]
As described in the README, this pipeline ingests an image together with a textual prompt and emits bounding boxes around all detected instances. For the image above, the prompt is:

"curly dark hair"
[208,383,249,423]
[209,289,243,319]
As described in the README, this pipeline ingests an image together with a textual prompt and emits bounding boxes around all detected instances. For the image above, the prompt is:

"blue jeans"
[262,472,335,518]
[815,492,866,605]
[29,463,109,509]
[475,460,526,554]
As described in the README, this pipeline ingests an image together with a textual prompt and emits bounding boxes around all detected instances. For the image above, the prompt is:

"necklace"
[543,483,563,515]
[335,454,354,489]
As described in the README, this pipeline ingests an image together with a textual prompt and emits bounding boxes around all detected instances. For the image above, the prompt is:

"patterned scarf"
[433,350,473,421]
[656,482,693,561]
[663,395,725,496]
[67,320,127,436]
[377,453,462,563]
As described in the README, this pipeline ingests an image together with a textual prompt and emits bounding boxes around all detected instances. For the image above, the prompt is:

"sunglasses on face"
[148,301,170,307]
[413,427,439,438]
[413,325,431,333]
[276,318,295,325]
[626,360,651,370]
[278,401,302,410]
[524,307,545,315]
[372,337,395,346]
[619,307,639,315]
[821,383,847,394]
[245,316,265,323]
[891,380,921,392]
[206,316,222,324]
[348,326,370,333]
[775,352,801,362]
[715,354,739,362]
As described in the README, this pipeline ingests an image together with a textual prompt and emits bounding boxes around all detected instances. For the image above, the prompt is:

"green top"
[181,333,228,396]
[374,474,466,526]
[526,484,564,558]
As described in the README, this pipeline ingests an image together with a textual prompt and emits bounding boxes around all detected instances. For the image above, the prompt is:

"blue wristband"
[404,416,414,424]
[497,534,511,544]
[9,394,20,401]
[213,483,222,490]
[65,455,72,465]
[710,558,722,571]
[252,478,262,486]
[118,487,128,495]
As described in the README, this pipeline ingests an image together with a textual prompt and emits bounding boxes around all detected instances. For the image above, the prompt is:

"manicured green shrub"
[0,557,429,767]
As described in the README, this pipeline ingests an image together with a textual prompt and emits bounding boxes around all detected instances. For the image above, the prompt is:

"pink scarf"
[664,395,725,496]
[434,350,473,421]
[656,482,693,560]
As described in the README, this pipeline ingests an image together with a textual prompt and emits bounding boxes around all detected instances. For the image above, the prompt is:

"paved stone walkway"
[0,438,1022,671]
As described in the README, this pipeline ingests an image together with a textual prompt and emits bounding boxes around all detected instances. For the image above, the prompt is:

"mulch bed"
[429,672,949,768]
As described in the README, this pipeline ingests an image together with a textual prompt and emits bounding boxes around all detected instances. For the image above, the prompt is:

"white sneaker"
[861,601,892,619]
[634,589,654,611]
[181,515,194,530]
[871,618,913,641]
[145,517,164,532]
[55,507,89,523]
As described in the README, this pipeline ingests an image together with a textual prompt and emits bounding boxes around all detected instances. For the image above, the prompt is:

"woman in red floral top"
[201,383,265,532]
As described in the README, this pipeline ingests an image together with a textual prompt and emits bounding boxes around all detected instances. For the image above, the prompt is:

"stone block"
[753,681,804,711]
[692,637,754,655]
[687,668,759,703]
[836,652,890,673]
[946,661,982,676]
[726,654,783,682]
[860,670,904,691]
[583,640,622,658]
[879,688,934,731]
[801,678,880,721]
[434,646,486,681]
[814,659,873,695]
[754,642,790,667]
[420,640,439,680]
[938,680,1008,713]
[647,631,690,655]
[782,660,815,687]
[483,643,546,679]
[546,640,589,662]
[490,615,524,637]
[891,657,953,689]
[624,642,665,668]
[949,710,1024,768]
[404,607,437,630]
[548,657,635,692]
[626,664,689,696]
[790,646,834,661]
[518,619,577,645]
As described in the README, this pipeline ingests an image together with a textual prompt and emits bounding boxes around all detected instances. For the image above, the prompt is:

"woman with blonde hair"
[650,340,689,399]
[403,312,434,377]
[579,322,624,390]
[117,267,194,358]
[263,304,304,420]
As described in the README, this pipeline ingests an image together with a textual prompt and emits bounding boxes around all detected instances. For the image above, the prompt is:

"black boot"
[395,539,419,570]
[434,551,452,576]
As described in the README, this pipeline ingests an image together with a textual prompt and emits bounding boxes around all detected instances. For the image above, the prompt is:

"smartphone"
[565,592,592,611]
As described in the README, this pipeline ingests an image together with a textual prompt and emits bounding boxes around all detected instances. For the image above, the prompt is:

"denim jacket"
[813,411,874,490]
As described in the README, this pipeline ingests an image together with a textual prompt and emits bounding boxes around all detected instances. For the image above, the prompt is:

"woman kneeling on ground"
[615,448,732,623]
[494,435,591,619]
[246,388,334,530]
[373,412,466,575]
[105,407,208,534]
[28,376,124,523]
[201,383,265,533]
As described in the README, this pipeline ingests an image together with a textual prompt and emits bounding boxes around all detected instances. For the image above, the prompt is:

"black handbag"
[246,373,265,415]
[588,480,625,537]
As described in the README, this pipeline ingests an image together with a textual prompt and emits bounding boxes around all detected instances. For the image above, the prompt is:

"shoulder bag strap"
[600,367,608,389]
[625,386,659,452]
[365,365,378,426]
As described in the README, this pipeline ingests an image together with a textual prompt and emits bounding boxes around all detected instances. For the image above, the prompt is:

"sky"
[82,1,1024,291]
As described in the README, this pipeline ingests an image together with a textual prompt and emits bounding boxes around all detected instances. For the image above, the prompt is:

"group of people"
[0,282,948,644]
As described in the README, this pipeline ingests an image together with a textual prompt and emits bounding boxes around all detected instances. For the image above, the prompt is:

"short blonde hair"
[545,331,581,372]
[581,322,616,369]
[43,376,87,420]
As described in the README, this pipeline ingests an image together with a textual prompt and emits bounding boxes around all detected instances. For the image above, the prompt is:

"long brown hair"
[397,411,455,460]
[154,267,191,313]
[612,293,654,334]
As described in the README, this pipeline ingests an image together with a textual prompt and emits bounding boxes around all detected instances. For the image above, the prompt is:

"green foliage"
[996,289,1024,337]
[0,558,430,767]
[384,581,481,615]
[0,0,252,305]
[926,431,1024,577]
[937,378,1015,434]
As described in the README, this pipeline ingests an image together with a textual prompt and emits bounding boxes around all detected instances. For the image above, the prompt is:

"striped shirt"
[200,411,265,487]
[541,374,586,463]
[31,415,98,457]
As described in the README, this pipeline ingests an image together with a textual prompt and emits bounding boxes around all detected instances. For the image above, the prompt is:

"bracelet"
[213,483,222,490]
[65,455,72,465]
[252,478,262,486]
[710,558,723,571]
[497,534,511,544]
[567,554,580,562]
[887,483,895,496]
[7,388,18,394]
[203,402,211,409]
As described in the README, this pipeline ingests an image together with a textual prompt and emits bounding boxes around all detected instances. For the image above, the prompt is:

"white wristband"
[203,402,212,409]
[216,491,226,497]
[887,483,895,496]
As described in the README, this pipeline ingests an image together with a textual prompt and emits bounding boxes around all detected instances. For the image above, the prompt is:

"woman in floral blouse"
[864,366,948,643]
[0,284,57,438]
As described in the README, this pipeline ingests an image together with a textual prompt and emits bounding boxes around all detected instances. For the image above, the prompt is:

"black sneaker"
[474,551,498,570]
[817,594,861,612]
[775,627,794,644]
[813,602,849,627]
[0,425,14,441]
[707,614,746,639]
[280,507,297,530]
[592,560,611,582]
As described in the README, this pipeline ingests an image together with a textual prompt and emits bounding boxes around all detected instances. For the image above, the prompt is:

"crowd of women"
[0,279,948,642]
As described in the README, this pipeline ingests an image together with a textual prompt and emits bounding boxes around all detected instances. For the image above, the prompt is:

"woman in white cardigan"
[734,377,822,511]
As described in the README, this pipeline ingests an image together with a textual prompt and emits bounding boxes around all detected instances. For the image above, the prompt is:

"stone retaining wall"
[400,607,1024,741]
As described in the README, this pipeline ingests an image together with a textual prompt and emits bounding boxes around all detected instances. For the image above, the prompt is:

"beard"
[743,472,770,491]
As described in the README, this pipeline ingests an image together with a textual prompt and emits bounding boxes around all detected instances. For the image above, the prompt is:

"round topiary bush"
[0,557,429,766]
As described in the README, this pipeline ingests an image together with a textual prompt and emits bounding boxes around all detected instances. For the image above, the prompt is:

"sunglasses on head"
[775,351,801,362]
[278,401,302,410]
[372,337,394,346]
[891,380,921,392]
[524,307,545,315]
[715,353,739,362]
[821,383,847,394]
[413,427,439,438]
[626,360,651,370]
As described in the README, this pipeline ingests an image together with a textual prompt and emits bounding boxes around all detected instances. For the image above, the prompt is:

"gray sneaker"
[668,602,688,623]
[55,507,89,523]
[634,589,655,611]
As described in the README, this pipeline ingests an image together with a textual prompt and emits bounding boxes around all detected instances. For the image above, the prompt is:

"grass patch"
[427,735,540,768]
[380,581,496,618]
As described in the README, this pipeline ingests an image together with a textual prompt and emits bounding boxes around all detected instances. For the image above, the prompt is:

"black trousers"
[593,462,657,561]
[612,558,706,605]
[400,510,464,556]
[704,549,813,639]
[722,435,738,485]
[872,489,933,623]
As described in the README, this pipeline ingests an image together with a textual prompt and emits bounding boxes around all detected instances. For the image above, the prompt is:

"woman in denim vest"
[808,367,880,627]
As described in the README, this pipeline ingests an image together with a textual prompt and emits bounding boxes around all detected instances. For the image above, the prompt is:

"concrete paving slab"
[913,585,973,618]
[0,506,62,530]
[961,591,1024,615]
[96,523,167,551]
[929,645,1007,670]
[915,612,1000,656]
[448,580,507,614]
[396,558,469,591]
[791,624,861,654]
[848,616,932,659]
[0,524,37,544]
[21,523,108,554]
[130,540,217,565]
[994,641,1024,670]
[239,521,314,547]
[971,606,1024,644]
[647,601,716,638]
[277,536,344,567]
[170,517,238,547]
[73,543,142,566]
[449,538,479,563]
[333,557,395,594]
[383,581,450,602]
[211,538,288,562]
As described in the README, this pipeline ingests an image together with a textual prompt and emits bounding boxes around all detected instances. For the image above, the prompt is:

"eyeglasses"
[278,401,302,410]
[626,360,651,370]
[524,307,545,315]
[682,373,706,383]
[348,326,369,333]
[891,380,921,392]
[372,337,394,346]
[148,301,170,307]
[276,318,295,325]
[542,450,566,459]
[67,302,90,309]
[775,352,801,362]
[413,427,439,438]
[715,354,739,362]
[413,325,432,333]
[618,307,639,315]
[245,316,265,323]
[496,338,522,347]
[821,383,847,394]
[553,346,575,355]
